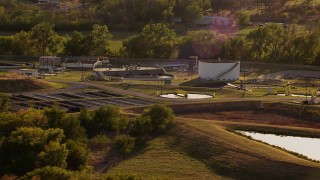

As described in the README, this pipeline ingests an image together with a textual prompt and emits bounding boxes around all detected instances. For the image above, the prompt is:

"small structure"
[15,69,39,77]
[62,57,109,69]
[195,16,232,27]
[198,60,240,81]
[39,56,62,74]
[93,65,174,84]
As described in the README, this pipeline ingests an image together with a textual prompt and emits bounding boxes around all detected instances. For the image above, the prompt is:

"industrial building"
[39,56,62,74]
[198,60,240,81]
[62,56,109,69]
[93,65,174,83]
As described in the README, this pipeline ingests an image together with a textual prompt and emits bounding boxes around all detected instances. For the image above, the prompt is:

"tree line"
[0,0,211,31]
[0,96,175,179]
[1,22,319,65]
[221,23,320,65]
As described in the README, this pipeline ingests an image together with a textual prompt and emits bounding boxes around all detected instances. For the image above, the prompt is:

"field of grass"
[45,70,92,82]
[107,137,223,179]
[106,115,320,179]
[109,31,138,53]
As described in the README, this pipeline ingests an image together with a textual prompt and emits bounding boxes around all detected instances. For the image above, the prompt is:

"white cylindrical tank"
[198,60,240,81]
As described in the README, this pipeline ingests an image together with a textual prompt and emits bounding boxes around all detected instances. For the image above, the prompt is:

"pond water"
[238,131,320,161]
[160,93,213,99]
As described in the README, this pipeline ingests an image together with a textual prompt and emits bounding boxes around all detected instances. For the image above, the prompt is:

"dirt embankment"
[0,76,49,93]
[126,101,320,128]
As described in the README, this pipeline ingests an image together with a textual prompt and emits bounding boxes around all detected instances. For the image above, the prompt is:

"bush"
[66,140,90,170]
[89,134,111,150]
[115,135,136,155]
[92,106,128,133]
[58,115,87,141]
[21,166,72,180]
[44,103,65,128]
[238,11,251,26]
[129,116,152,137]
[141,104,175,134]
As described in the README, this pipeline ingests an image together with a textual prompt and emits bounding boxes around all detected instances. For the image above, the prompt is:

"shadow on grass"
[180,78,229,88]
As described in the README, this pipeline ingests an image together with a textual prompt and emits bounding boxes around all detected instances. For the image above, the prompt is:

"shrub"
[141,104,175,134]
[21,166,72,180]
[129,116,152,137]
[89,134,111,150]
[238,11,251,26]
[66,140,90,170]
[44,103,65,128]
[90,106,129,134]
[115,135,136,155]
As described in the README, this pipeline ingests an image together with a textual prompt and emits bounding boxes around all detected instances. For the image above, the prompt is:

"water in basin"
[238,131,320,161]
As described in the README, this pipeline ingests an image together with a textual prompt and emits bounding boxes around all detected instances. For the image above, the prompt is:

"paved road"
[46,80,309,104]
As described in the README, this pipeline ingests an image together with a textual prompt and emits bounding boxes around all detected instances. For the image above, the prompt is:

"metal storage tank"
[198,60,240,81]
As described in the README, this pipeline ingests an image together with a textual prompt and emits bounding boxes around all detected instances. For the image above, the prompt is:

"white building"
[198,60,240,81]
[15,69,39,77]
[62,57,109,69]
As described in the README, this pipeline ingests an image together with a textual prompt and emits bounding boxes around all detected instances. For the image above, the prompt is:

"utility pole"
[305,79,308,101]
[81,60,84,81]
[243,71,246,96]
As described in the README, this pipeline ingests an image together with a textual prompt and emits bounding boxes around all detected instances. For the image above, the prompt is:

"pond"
[238,131,320,161]
[160,93,213,99]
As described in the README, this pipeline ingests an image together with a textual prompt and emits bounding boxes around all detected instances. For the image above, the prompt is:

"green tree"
[16,108,48,128]
[129,115,152,137]
[0,36,13,55]
[79,107,95,136]
[123,23,176,58]
[0,96,9,112]
[115,135,136,155]
[0,111,22,136]
[64,31,90,56]
[93,106,128,132]
[238,11,251,26]
[58,115,87,141]
[88,134,111,150]
[174,0,211,34]
[30,22,61,56]
[0,127,67,175]
[246,23,287,62]
[36,141,68,168]
[12,31,35,55]
[89,24,112,56]
[66,140,90,170]
[44,103,65,128]
[221,36,246,60]
[122,35,150,58]
[141,104,175,134]
[180,30,225,59]
[21,166,72,180]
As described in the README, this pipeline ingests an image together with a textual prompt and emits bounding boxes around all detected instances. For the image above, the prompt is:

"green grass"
[45,70,92,82]
[109,31,138,53]
[107,137,223,179]
[106,116,320,179]
[174,119,320,179]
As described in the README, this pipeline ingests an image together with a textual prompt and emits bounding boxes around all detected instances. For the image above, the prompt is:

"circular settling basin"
[160,93,212,99]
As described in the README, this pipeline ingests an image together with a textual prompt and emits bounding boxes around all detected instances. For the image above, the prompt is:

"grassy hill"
[106,103,320,179]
